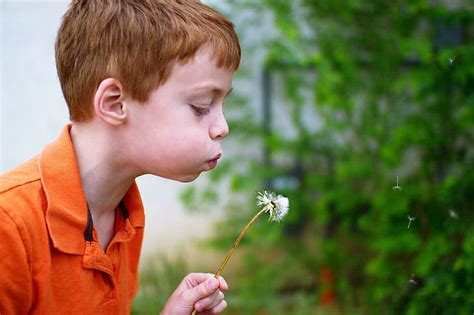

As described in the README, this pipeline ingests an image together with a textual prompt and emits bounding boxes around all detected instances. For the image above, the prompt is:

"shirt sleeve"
[0,207,33,315]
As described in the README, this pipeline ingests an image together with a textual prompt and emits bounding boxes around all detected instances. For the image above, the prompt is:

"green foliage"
[131,255,189,314]
[183,0,474,314]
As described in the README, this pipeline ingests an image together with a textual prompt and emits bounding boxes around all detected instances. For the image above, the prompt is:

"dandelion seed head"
[257,191,290,222]
[392,176,402,191]
[448,209,458,219]
[272,197,289,221]
[409,278,418,285]
[408,274,418,286]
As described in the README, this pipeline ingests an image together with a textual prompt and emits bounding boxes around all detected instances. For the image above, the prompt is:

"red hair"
[55,0,241,122]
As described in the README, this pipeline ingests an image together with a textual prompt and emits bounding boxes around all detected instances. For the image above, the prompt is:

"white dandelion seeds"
[407,215,416,229]
[408,274,418,286]
[448,208,458,219]
[257,191,290,222]
[393,176,402,191]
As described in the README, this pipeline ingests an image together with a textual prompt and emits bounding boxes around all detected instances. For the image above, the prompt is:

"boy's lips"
[207,153,222,169]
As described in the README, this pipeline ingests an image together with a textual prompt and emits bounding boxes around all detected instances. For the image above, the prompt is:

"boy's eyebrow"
[191,86,233,98]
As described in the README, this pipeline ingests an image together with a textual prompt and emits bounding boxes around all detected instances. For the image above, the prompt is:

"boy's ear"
[93,78,128,125]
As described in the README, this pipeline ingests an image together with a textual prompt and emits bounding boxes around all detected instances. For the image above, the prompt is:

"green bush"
[182,1,474,314]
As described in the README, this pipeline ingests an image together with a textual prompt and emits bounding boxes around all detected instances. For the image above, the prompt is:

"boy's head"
[55,0,241,122]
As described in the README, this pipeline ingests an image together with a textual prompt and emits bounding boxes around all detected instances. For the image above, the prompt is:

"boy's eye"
[190,105,210,116]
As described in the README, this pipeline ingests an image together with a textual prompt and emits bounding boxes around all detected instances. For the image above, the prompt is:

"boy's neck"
[70,122,135,246]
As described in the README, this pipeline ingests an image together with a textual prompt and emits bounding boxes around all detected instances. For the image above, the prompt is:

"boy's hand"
[161,273,228,315]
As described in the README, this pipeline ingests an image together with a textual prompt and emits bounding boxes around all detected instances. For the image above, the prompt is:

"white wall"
[1,1,69,170]
[0,1,227,264]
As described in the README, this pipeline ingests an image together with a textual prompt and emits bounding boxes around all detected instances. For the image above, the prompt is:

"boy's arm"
[161,273,228,315]
[0,207,33,315]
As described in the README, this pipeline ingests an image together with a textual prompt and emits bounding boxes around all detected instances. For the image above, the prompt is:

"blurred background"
[2,1,473,314]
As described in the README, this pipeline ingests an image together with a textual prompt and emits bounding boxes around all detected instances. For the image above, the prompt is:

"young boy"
[0,1,240,314]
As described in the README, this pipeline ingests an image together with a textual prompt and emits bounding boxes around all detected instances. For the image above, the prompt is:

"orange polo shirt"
[0,125,145,314]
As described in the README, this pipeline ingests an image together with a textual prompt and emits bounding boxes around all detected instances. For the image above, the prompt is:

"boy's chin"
[148,168,203,183]
[177,175,200,183]
[165,172,201,183]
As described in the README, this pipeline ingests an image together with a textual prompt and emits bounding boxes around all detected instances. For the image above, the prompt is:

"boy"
[0,0,240,314]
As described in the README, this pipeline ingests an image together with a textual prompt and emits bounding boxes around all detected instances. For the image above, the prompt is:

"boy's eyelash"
[190,105,210,116]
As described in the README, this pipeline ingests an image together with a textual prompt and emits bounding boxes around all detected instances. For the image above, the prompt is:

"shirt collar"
[39,124,144,255]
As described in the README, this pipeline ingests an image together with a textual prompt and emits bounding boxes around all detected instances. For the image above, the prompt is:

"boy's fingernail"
[207,278,218,290]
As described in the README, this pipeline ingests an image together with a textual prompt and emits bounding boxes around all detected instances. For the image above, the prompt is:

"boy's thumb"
[183,277,219,303]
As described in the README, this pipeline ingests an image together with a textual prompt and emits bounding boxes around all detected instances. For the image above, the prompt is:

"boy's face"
[125,47,234,182]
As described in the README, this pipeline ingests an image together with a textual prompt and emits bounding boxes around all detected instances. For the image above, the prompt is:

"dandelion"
[407,215,416,229]
[393,176,402,191]
[214,191,289,277]
[448,208,458,219]
[408,274,418,286]
[256,191,289,222]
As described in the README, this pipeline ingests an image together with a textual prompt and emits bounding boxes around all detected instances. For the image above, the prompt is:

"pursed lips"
[208,153,222,162]
[206,153,222,169]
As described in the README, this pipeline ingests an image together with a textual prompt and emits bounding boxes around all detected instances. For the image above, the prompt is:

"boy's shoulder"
[0,157,42,195]
[0,156,50,260]
[0,157,46,224]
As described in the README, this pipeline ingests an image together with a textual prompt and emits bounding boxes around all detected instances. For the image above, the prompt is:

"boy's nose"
[209,112,229,140]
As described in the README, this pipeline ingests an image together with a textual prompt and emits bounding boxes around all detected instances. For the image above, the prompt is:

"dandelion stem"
[214,208,266,278]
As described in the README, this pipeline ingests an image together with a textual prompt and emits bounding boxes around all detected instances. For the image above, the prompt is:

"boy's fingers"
[182,277,219,304]
[216,276,228,291]
[182,273,212,288]
[209,290,225,309]
[193,290,218,312]
[194,290,224,312]
[183,273,227,292]
[211,299,228,314]
[196,299,227,315]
